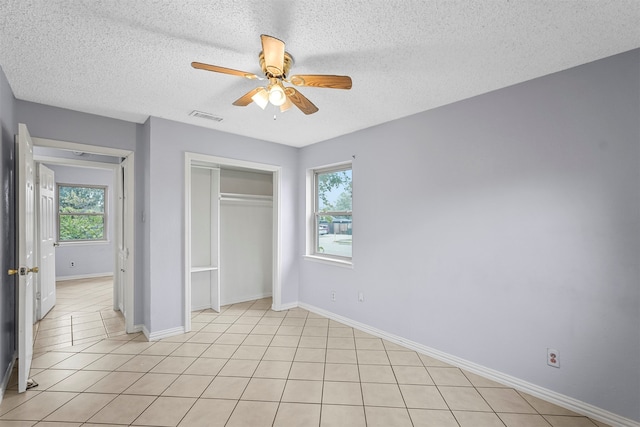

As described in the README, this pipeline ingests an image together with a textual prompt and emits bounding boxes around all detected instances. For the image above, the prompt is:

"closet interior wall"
[219,168,273,306]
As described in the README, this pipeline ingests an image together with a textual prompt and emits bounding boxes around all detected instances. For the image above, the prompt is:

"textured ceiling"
[1,1,639,147]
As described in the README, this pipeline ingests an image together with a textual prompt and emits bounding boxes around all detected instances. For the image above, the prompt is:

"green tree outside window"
[58,185,106,241]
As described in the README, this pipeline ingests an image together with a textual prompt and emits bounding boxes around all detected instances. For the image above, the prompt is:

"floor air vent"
[189,110,223,122]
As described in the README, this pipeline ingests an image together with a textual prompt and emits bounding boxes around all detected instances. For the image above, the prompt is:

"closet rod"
[220,193,273,203]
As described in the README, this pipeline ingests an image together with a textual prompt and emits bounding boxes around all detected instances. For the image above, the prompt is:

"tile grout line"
[10,293,614,427]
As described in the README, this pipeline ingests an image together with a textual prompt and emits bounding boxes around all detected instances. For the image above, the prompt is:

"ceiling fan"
[192,34,352,115]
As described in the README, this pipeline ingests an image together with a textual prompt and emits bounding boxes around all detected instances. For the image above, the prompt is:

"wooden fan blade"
[289,75,352,90]
[286,88,319,115]
[232,87,263,106]
[261,34,285,76]
[192,62,259,80]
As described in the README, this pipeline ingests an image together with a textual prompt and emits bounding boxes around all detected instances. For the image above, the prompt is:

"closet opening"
[184,153,282,333]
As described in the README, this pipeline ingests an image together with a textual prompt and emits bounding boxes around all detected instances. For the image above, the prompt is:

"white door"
[16,123,36,393]
[114,160,124,312]
[119,156,135,332]
[37,164,56,319]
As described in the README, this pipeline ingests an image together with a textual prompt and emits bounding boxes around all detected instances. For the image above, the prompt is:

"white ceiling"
[1,1,638,148]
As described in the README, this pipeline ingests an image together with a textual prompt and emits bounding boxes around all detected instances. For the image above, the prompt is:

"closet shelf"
[220,193,273,205]
[191,266,219,273]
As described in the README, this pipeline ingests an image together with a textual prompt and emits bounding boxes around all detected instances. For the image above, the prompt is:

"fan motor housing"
[259,51,294,78]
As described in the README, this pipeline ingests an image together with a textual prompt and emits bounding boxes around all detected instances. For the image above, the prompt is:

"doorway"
[184,152,282,333]
[32,276,126,355]
[32,137,135,334]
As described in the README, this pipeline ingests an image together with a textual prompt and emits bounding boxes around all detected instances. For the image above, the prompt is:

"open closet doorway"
[184,153,282,333]
[32,137,135,337]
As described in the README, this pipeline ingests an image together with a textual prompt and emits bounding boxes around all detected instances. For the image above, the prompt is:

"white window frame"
[306,162,353,266]
[57,183,108,243]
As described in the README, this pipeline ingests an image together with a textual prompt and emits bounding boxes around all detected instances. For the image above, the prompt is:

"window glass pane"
[317,215,352,258]
[317,169,352,212]
[59,215,105,241]
[313,165,352,260]
[59,186,105,214]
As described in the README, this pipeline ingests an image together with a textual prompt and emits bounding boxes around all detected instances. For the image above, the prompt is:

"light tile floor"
[33,276,126,356]
[2,291,611,426]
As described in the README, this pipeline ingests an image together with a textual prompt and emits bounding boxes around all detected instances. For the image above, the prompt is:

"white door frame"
[32,137,135,334]
[184,152,282,333]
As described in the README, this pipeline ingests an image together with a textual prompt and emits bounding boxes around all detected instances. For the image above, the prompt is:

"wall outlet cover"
[547,348,560,368]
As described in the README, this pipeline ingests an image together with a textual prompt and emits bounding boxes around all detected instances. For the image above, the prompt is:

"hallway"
[34,276,127,357]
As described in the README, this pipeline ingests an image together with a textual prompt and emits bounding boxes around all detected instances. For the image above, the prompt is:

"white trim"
[56,182,109,243]
[302,255,353,268]
[144,326,185,342]
[184,152,283,332]
[121,153,135,334]
[131,324,144,334]
[221,293,272,307]
[32,136,135,336]
[298,302,640,427]
[184,155,193,333]
[141,325,150,341]
[271,169,282,310]
[306,161,354,263]
[57,240,111,247]
[33,155,119,171]
[273,301,297,311]
[33,137,130,158]
[0,353,17,405]
[56,272,113,281]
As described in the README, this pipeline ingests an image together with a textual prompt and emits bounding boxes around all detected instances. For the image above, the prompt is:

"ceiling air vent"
[189,110,223,122]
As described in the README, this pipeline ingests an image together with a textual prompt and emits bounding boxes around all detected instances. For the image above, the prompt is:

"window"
[313,164,352,260]
[58,184,107,242]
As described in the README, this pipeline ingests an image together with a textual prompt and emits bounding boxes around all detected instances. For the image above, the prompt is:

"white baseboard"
[56,272,113,282]
[0,353,17,406]
[298,302,640,427]
[143,325,185,342]
[130,324,144,334]
[221,292,272,307]
[273,301,298,311]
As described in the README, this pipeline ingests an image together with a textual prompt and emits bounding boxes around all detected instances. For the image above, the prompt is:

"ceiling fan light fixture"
[251,88,269,109]
[280,97,292,112]
[268,84,286,106]
[192,34,351,116]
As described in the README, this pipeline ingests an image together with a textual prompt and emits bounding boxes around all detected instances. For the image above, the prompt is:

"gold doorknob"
[8,266,38,276]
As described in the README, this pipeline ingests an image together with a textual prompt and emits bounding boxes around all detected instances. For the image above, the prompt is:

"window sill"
[58,240,111,247]
[303,255,353,269]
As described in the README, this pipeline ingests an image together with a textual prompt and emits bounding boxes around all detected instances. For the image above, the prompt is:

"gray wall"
[4,49,638,422]
[45,164,115,279]
[298,49,640,421]
[0,66,17,388]
[16,100,143,326]
[146,117,299,333]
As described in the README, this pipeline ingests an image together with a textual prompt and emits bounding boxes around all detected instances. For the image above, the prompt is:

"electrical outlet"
[331,291,336,302]
[547,348,560,368]
[358,292,364,302]
[69,261,76,268]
